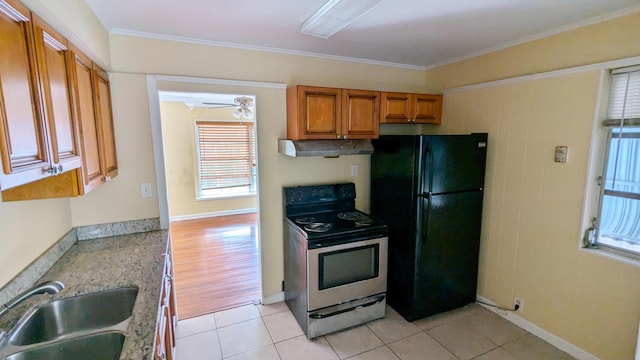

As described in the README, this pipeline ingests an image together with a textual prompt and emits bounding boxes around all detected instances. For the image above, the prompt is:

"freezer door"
[420,134,487,194]
[412,190,484,319]
[371,135,420,250]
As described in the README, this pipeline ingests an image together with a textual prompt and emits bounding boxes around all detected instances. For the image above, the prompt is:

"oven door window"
[318,244,379,290]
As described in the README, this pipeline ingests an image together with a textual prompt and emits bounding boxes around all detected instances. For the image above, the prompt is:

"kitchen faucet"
[0,280,64,342]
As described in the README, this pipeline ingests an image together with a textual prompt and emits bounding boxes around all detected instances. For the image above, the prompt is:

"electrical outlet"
[140,182,153,198]
[514,297,524,312]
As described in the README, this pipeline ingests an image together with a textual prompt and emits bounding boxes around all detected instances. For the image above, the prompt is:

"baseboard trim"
[476,295,599,360]
[170,208,257,222]
[262,292,285,305]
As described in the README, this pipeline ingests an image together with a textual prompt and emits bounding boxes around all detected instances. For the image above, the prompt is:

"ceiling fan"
[202,96,254,119]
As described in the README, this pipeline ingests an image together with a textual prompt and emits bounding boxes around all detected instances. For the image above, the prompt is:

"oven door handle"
[308,294,385,319]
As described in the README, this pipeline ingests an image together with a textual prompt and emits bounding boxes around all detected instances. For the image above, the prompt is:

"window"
[195,120,256,199]
[587,66,640,258]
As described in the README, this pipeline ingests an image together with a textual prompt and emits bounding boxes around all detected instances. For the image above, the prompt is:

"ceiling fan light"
[232,109,242,119]
[183,98,196,108]
[301,0,385,39]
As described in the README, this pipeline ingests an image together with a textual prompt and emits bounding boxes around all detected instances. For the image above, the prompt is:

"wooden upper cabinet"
[69,46,103,194]
[412,93,442,124]
[0,1,118,200]
[0,0,81,190]
[287,85,380,140]
[93,66,118,180]
[0,0,49,188]
[2,49,119,201]
[32,15,82,173]
[380,92,442,124]
[341,89,380,139]
[287,86,341,140]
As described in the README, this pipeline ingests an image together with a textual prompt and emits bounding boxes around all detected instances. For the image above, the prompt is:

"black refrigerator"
[370,133,488,322]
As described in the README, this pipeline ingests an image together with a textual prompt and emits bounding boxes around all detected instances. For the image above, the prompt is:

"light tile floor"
[175,302,576,360]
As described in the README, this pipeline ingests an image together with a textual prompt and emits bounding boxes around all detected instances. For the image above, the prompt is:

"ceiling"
[84,0,640,69]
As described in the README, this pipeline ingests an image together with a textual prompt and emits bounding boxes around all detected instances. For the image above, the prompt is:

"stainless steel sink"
[2,332,125,360]
[8,287,138,346]
[8,287,137,346]
[0,287,138,360]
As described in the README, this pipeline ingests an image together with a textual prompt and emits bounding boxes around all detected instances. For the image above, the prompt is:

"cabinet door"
[412,94,442,124]
[380,92,411,124]
[93,66,118,180]
[32,15,81,173]
[0,0,49,188]
[163,272,175,360]
[163,305,174,360]
[342,89,380,139]
[69,48,103,194]
[154,308,167,360]
[287,86,341,140]
[166,244,178,343]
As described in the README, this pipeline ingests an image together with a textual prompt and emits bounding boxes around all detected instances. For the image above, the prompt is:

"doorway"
[169,213,259,318]
[157,90,261,319]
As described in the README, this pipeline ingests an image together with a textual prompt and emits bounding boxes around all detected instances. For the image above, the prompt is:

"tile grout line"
[362,322,397,359]
[412,318,464,359]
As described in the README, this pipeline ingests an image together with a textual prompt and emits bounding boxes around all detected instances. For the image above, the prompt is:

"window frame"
[194,119,257,200]
[582,66,640,264]
[593,129,640,259]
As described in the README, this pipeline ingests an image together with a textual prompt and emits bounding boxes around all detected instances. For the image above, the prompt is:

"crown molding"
[110,28,427,71]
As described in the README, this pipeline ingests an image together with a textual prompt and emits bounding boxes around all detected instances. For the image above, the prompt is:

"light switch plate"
[351,164,359,177]
[554,146,568,163]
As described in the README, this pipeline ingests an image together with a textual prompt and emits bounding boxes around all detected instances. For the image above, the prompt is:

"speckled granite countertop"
[0,230,169,360]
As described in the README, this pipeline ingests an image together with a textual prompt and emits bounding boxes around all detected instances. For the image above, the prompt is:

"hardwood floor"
[170,213,260,320]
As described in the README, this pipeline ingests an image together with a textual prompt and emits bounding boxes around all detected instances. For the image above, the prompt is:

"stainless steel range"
[283,183,388,338]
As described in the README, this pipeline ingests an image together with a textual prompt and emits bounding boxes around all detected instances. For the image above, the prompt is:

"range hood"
[278,139,374,157]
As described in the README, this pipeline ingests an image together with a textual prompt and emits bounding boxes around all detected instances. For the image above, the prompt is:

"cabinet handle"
[57,164,63,174]
[336,135,341,139]
[343,135,348,139]
[44,166,55,175]
[102,176,108,182]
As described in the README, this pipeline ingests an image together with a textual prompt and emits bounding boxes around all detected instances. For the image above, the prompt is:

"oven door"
[307,236,387,311]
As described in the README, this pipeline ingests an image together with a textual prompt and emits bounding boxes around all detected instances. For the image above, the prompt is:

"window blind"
[195,121,255,190]
[604,66,640,127]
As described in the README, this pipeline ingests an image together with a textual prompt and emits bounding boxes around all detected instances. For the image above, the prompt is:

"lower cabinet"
[155,239,177,360]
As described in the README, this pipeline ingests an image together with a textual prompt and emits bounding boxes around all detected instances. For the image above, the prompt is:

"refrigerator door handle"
[423,142,434,195]
[415,194,430,258]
